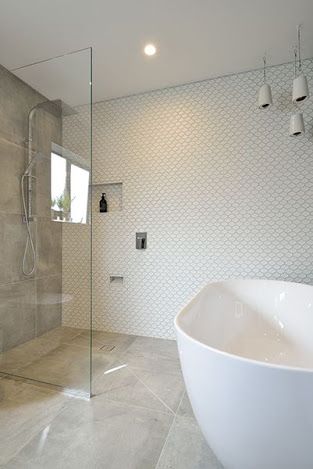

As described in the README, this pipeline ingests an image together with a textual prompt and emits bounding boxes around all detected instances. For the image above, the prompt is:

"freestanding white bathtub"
[175,279,313,469]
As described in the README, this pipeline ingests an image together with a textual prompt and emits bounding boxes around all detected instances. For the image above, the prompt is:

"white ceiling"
[1,0,313,104]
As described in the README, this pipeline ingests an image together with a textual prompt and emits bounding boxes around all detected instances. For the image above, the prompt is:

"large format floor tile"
[0,328,223,468]
[38,326,83,345]
[71,329,137,354]
[4,394,173,469]
[0,376,71,466]
[92,333,184,414]
[1,327,123,393]
[126,336,179,361]
[117,336,182,376]
[14,343,114,394]
[93,362,185,414]
[0,327,83,374]
[156,413,223,469]
[156,393,224,469]
[130,368,185,413]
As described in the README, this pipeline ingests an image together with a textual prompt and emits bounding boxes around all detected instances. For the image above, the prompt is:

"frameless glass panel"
[0,48,92,397]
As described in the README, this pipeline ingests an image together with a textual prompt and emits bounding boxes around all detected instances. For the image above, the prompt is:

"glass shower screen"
[0,48,92,397]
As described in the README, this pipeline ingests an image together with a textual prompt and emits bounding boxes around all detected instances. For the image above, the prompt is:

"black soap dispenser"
[99,193,107,213]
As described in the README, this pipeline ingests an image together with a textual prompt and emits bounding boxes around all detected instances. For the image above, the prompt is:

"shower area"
[0,49,93,397]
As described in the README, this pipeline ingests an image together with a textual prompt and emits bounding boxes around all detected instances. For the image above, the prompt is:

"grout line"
[96,393,174,417]
[0,272,62,288]
[154,391,186,468]
[0,134,27,151]
[129,367,176,416]
[154,412,177,469]
[175,390,186,416]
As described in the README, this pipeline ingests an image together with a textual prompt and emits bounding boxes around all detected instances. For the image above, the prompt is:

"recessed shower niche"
[92,182,123,213]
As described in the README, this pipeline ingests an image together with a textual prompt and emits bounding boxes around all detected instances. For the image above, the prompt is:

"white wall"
[62,59,313,338]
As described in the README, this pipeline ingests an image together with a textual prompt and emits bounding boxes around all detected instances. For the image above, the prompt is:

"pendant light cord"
[294,48,298,78]
[263,56,266,83]
[297,25,302,73]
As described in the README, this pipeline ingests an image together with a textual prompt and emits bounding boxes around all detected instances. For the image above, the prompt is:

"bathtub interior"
[176,279,313,369]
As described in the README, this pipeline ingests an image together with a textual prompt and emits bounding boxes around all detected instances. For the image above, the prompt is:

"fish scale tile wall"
[62,59,313,338]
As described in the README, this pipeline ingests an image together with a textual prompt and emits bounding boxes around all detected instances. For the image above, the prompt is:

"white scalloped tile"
[62,59,313,338]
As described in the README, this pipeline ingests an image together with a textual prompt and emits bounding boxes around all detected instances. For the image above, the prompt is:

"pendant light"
[292,25,309,103]
[290,48,305,136]
[258,56,273,109]
[289,112,305,136]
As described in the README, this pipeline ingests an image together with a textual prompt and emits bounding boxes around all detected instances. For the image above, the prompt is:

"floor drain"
[99,344,116,352]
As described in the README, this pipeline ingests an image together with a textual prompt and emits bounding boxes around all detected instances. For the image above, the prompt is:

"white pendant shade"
[289,112,305,136]
[258,83,273,109]
[292,73,309,103]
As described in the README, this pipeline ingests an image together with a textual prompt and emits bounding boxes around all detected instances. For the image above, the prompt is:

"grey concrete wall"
[0,64,62,352]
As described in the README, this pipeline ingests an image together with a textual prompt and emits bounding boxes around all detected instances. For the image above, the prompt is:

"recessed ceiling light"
[144,44,157,56]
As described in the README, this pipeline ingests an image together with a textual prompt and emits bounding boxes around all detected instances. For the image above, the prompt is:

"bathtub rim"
[174,278,313,374]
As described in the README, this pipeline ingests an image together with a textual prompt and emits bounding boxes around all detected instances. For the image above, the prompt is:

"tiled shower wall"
[62,59,313,338]
[0,65,62,352]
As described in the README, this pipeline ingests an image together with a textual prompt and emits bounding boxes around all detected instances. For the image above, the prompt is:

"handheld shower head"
[24,158,37,176]
[21,151,45,276]
[23,151,43,176]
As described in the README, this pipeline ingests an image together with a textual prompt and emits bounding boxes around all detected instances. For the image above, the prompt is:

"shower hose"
[21,174,36,276]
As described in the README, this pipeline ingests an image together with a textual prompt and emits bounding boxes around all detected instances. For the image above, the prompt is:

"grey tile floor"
[0,327,223,469]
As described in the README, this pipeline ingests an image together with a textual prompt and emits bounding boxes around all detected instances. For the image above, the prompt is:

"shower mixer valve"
[136,232,147,249]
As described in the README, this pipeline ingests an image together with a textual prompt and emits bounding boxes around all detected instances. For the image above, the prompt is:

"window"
[70,164,89,223]
[51,151,89,224]
[51,152,66,206]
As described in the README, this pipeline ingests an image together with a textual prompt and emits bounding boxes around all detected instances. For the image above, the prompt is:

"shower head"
[32,99,77,118]
[51,99,78,117]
